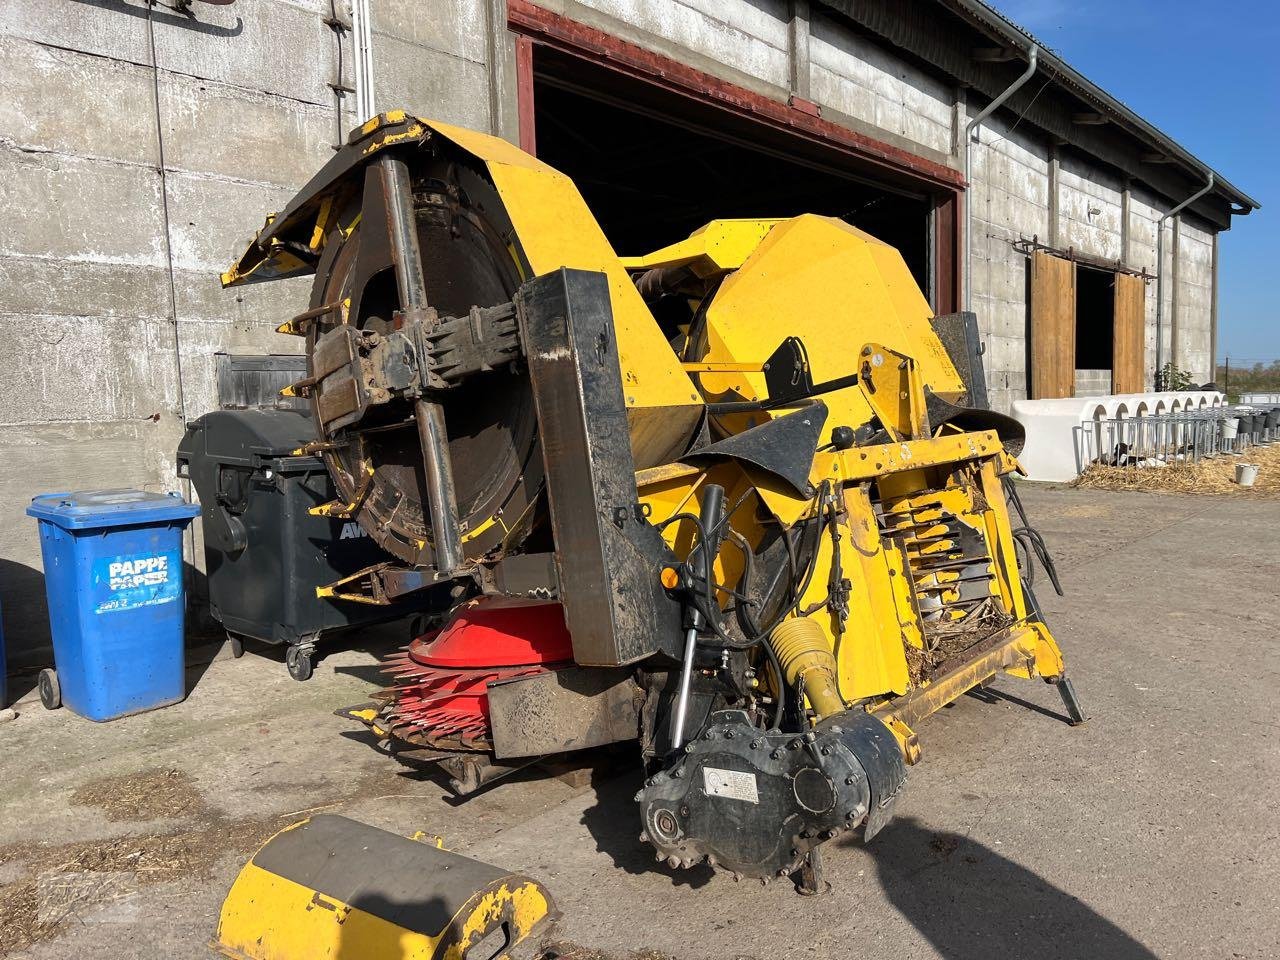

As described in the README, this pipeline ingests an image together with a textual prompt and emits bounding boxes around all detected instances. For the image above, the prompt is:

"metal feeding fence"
[1074,406,1280,473]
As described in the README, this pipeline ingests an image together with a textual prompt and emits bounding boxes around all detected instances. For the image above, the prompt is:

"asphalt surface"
[0,485,1276,959]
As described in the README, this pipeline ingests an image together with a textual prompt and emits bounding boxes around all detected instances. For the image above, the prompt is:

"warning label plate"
[702,766,759,804]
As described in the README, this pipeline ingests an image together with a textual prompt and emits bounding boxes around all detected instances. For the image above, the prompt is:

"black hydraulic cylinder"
[672,483,726,748]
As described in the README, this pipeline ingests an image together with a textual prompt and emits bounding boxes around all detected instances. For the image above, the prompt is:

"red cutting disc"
[408,600,574,668]
[379,599,575,750]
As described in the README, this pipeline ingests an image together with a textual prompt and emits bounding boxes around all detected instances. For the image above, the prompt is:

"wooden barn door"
[1112,273,1145,393]
[1030,251,1076,399]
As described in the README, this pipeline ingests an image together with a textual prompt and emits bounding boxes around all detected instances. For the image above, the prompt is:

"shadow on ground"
[864,816,1158,960]
[966,683,1076,724]
[0,558,50,703]
[579,766,714,890]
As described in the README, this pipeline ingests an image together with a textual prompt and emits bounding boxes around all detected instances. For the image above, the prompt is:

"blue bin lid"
[26,489,200,531]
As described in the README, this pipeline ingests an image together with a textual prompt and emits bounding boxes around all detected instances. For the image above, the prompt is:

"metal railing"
[1073,407,1279,473]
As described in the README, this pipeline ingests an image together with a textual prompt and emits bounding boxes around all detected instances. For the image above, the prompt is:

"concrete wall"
[1174,217,1215,383]
[573,0,792,90]
[1128,188,1166,386]
[0,0,501,668]
[0,0,1225,664]
[967,114,1050,413]
[808,9,954,160]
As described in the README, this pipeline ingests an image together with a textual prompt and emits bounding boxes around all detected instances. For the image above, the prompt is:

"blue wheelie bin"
[26,490,200,721]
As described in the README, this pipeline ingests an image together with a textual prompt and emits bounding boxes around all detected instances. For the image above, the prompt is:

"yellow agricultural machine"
[215,111,1082,954]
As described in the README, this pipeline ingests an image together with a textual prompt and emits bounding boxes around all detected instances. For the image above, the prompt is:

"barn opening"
[1073,264,1116,397]
[527,47,942,305]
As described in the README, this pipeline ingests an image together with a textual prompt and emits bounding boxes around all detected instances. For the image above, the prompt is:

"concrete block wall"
[966,129,1217,408]
[967,115,1050,413]
[0,0,504,669]
[373,0,495,131]
[565,0,792,93]
[1058,154,1124,262]
[1174,218,1214,383]
[1128,188,1165,388]
[808,12,954,158]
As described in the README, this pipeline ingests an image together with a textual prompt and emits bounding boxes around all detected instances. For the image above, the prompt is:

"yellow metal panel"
[785,487,912,705]
[618,219,783,275]
[977,458,1028,619]
[216,862,553,960]
[691,215,966,492]
[216,818,556,960]
[818,431,1004,484]
[861,239,963,387]
[427,120,704,424]
[216,861,445,959]
[835,486,915,700]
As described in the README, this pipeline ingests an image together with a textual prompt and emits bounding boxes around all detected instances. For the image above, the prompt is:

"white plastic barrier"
[1010,391,1224,482]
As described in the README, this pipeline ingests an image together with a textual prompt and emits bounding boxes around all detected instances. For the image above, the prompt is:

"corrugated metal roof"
[941,0,1259,211]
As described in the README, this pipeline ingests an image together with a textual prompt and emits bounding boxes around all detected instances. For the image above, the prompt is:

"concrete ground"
[1,486,1277,959]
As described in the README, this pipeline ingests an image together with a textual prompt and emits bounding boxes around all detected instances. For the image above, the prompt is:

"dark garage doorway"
[529,49,938,301]
[1074,264,1116,394]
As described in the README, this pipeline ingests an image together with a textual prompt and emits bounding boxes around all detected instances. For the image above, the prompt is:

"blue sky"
[988,0,1278,361]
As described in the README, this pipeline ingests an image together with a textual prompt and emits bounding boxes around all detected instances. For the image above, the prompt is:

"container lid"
[26,489,200,531]
[177,408,319,468]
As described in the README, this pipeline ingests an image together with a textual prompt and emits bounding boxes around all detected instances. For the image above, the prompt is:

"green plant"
[1157,362,1195,391]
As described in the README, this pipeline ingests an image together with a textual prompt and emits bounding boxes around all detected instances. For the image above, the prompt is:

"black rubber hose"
[789,482,831,615]
[760,623,787,731]
[657,492,825,732]
[1003,476,1064,596]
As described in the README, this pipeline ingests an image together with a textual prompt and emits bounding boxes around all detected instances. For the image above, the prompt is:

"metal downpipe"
[963,45,1038,313]
[1155,172,1214,386]
[353,0,375,122]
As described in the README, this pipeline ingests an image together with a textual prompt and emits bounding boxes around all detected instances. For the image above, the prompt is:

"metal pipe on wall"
[1154,172,1213,386]
[352,0,375,122]
[962,44,1038,313]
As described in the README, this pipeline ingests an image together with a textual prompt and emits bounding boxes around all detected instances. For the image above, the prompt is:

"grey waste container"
[177,409,437,680]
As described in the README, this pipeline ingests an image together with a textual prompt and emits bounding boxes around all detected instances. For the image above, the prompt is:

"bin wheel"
[226,632,245,659]
[38,669,61,711]
[286,645,314,682]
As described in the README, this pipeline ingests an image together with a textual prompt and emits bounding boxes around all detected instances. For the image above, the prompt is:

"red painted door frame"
[507,0,961,313]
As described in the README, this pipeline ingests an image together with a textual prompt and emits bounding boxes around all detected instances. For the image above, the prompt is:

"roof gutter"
[963,43,1038,312]
[1154,171,1215,385]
